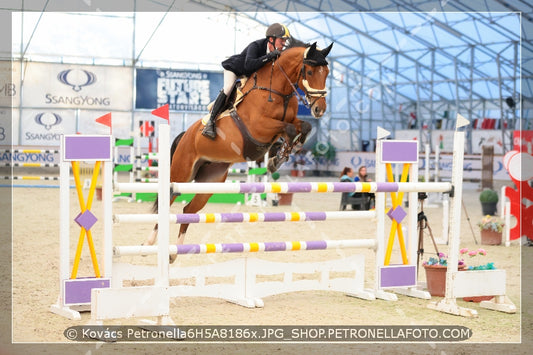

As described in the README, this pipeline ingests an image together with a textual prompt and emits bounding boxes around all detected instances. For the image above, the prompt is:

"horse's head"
[300,42,332,118]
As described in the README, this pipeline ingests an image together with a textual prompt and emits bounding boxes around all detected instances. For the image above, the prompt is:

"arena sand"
[7,177,530,354]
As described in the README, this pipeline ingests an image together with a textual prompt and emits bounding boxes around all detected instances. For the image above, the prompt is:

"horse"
[144,41,333,263]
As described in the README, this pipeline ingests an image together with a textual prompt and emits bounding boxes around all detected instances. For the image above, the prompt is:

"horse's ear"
[305,42,318,59]
[321,43,333,58]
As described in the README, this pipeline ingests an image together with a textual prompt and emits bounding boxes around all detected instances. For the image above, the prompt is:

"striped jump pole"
[114,239,378,257]
[5,176,61,181]
[114,181,453,195]
[5,149,60,154]
[3,163,60,167]
[113,210,376,224]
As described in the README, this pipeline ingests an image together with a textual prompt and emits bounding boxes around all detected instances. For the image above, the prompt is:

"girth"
[229,110,275,161]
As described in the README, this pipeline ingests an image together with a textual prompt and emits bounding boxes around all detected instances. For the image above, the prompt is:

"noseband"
[238,49,328,120]
[276,53,328,110]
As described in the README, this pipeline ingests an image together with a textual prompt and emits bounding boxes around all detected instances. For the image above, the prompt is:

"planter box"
[452,269,506,298]
[425,267,506,298]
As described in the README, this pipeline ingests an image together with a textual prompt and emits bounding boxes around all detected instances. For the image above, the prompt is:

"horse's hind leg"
[169,162,231,263]
[142,194,178,248]
[168,193,212,263]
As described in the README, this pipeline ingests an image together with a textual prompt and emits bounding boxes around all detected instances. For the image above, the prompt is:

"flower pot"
[424,264,466,297]
[290,170,304,177]
[480,229,502,245]
[481,202,497,216]
[278,193,293,206]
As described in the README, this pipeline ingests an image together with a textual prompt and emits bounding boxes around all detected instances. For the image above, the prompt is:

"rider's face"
[274,37,287,51]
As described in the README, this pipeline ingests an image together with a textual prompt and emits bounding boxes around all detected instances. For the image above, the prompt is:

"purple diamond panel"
[380,265,416,288]
[74,210,98,230]
[389,206,407,224]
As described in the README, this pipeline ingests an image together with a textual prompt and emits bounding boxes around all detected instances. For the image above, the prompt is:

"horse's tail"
[152,131,186,213]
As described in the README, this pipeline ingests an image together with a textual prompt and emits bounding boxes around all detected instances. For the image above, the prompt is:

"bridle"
[275,51,328,110]
[239,47,328,121]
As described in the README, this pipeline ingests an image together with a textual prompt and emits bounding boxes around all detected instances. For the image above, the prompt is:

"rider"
[202,23,291,140]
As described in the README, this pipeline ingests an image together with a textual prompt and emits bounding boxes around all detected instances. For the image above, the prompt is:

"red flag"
[95,113,112,128]
[151,104,169,122]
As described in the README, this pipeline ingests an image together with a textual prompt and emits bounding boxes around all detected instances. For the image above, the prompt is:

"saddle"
[201,78,275,161]
[201,78,248,126]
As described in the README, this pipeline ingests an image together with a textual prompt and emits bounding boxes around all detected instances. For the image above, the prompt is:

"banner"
[395,129,506,154]
[0,61,20,108]
[136,68,223,112]
[513,130,533,154]
[0,107,12,145]
[19,109,76,145]
[21,62,132,110]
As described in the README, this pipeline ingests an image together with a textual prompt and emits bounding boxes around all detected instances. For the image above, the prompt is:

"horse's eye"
[307,70,313,76]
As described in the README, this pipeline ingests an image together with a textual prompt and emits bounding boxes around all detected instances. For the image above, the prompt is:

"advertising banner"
[136,68,223,112]
[395,129,506,155]
[513,130,533,154]
[0,107,13,145]
[0,60,20,108]
[19,109,76,145]
[21,62,132,110]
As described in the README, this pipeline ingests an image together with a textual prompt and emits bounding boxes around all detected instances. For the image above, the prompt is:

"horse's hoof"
[140,243,148,257]
[267,157,279,173]
[169,254,177,264]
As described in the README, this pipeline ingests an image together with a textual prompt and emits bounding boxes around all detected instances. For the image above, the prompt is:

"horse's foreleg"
[291,120,312,151]
[267,121,307,173]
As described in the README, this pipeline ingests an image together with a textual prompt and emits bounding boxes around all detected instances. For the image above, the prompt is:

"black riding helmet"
[265,23,291,39]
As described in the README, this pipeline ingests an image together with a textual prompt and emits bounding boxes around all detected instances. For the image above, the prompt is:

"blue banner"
[136,69,223,112]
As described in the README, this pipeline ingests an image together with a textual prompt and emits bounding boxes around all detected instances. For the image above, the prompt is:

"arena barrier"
[3,150,60,183]
[51,115,516,325]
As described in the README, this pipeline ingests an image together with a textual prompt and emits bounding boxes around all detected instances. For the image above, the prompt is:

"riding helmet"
[266,23,290,39]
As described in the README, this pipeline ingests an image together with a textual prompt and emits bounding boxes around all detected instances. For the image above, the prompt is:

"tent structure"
[2,0,531,153]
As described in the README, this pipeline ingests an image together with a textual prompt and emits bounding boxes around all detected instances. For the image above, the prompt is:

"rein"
[238,48,328,120]
[276,55,328,110]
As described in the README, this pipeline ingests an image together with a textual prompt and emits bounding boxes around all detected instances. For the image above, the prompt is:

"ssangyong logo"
[57,69,96,92]
[34,112,62,130]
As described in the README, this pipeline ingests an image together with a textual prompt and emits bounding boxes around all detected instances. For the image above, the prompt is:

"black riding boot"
[202,90,227,140]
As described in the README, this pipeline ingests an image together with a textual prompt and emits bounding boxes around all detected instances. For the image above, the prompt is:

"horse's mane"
[285,37,310,49]
[283,37,330,66]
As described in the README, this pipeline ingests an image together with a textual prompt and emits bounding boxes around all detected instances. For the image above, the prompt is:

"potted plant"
[422,252,466,297]
[311,142,336,176]
[477,215,504,245]
[479,189,498,215]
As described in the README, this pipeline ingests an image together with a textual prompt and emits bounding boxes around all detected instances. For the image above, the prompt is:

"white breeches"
[223,70,237,95]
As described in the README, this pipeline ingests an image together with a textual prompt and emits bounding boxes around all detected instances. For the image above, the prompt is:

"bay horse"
[145,41,333,262]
